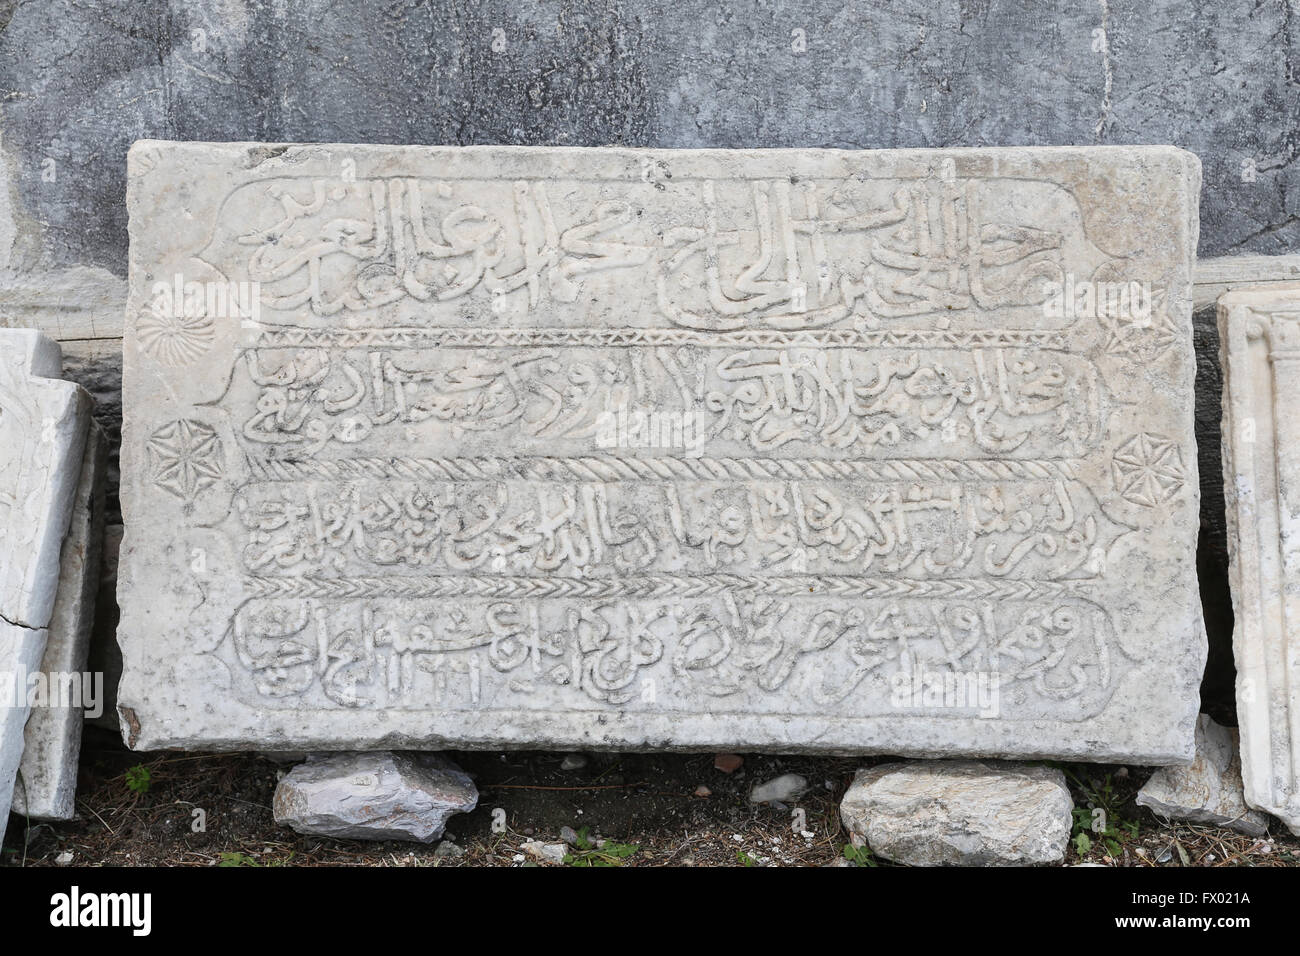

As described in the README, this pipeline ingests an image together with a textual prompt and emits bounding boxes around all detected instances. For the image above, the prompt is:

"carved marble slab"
[118,143,1205,760]
[0,329,92,840]
[12,423,105,821]
[1220,284,1300,834]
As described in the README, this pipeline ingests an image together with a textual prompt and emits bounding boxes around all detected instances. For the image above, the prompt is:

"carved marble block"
[0,329,92,839]
[118,142,1205,760]
[1220,284,1300,834]
[12,423,105,820]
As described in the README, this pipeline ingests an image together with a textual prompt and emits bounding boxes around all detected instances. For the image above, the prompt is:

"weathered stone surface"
[0,329,91,841]
[118,142,1204,760]
[1219,285,1300,835]
[12,423,106,821]
[839,761,1074,866]
[1136,714,1269,836]
[272,752,477,843]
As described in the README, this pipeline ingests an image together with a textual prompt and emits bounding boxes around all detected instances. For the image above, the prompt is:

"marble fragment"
[1219,284,1300,834]
[118,143,1204,760]
[0,329,92,841]
[839,761,1073,866]
[1136,714,1270,837]
[272,752,477,843]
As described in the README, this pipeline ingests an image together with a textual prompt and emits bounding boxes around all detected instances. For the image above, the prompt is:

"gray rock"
[273,752,477,843]
[750,774,808,804]
[559,753,588,771]
[1137,714,1270,837]
[840,761,1074,866]
[432,840,465,859]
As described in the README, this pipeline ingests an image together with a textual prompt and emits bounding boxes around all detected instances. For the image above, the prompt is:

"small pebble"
[714,753,744,773]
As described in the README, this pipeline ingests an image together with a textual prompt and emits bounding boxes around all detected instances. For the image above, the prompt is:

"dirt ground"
[3,726,1295,867]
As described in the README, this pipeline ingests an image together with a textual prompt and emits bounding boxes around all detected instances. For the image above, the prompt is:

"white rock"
[1136,714,1270,837]
[750,773,808,804]
[521,840,569,864]
[839,761,1074,866]
[0,329,92,844]
[1220,285,1300,836]
[272,752,477,843]
[13,424,106,820]
[117,142,1203,761]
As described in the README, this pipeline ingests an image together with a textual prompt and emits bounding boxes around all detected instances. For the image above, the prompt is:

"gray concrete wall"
[2,0,1297,724]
